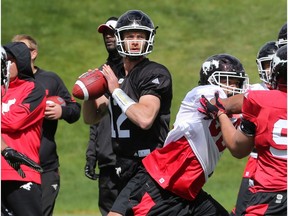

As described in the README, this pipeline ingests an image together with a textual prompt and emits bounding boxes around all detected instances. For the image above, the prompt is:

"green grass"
[1,0,286,215]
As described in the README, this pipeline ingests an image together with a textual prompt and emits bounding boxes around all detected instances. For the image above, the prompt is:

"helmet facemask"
[116,27,155,58]
[256,55,274,84]
[208,71,249,96]
[256,41,278,85]
[1,47,11,97]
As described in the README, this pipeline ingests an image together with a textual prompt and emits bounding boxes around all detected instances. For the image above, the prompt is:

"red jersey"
[1,77,46,184]
[241,82,269,181]
[242,90,287,193]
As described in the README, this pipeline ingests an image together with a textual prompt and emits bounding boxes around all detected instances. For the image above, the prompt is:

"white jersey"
[164,85,231,181]
[246,82,269,91]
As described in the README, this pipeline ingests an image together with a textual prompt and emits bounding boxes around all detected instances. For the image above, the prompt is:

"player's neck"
[123,56,144,75]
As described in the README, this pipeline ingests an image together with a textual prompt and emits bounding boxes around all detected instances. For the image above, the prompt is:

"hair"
[12,34,38,51]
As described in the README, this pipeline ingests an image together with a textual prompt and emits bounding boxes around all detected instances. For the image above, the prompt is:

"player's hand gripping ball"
[72,69,108,100]
[46,96,66,106]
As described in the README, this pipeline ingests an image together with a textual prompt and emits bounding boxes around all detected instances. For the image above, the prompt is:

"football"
[72,69,108,100]
[46,96,66,106]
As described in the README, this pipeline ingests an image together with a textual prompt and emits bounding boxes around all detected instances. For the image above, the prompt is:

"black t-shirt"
[110,58,173,157]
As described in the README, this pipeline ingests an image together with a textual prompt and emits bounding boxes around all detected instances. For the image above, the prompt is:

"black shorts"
[230,177,252,216]
[237,190,287,215]
[111,167,229,216]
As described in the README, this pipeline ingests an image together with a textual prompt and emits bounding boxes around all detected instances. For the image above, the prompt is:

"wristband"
[112,88,136,113]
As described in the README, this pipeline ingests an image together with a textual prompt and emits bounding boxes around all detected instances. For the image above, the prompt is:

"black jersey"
[35,67,81,171]
[109,58,172,157]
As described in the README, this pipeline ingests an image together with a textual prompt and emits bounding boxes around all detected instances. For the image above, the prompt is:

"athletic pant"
[2,181,42,216]
[41,168,60,216]
[98,166,119,216]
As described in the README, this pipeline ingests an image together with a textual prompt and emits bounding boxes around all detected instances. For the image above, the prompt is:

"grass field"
[1,0,287,215]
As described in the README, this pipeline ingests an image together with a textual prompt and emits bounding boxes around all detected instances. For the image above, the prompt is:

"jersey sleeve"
[242,91,260,128]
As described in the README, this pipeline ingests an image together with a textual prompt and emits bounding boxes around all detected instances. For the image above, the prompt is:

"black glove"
[84,159,99,180]
[198,91,226,119]
[2,147,43,178]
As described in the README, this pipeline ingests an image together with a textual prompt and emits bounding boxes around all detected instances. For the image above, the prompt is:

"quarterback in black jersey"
[83,10,172,192]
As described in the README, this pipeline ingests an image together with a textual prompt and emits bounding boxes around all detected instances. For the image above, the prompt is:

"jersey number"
[109,100,130,138]
[271,119,287,159]
[209,119,225,152]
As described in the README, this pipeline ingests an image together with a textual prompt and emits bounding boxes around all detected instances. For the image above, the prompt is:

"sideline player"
[12,34,81,216]
[1,46,43,178]
[2,41,46,216]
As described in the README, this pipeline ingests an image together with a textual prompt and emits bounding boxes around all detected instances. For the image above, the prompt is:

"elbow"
[228,147,249,159]
[230,151,246,159]
[137,118,153,130]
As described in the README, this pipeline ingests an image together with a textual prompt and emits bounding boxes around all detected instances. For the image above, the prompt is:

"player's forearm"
[125,103,158,130]
[218,113,241,157]
[219,94,244,114]
[218,113,253,158]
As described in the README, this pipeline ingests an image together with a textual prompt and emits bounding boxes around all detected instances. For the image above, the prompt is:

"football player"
[107,53,248,216]
[83,9,173,198]
[201,45,287,215]
[230,40,278,215]
[254,41,278,90]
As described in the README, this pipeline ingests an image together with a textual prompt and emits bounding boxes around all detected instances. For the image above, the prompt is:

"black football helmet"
[270,45,287,90]
[115,10,156,57]
[256,41,278,84]
[198,54,249,96]
[277,23,287,48]
[1,46,10,97]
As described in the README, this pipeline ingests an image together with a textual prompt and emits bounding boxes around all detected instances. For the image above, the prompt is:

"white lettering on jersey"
[2,98,16,114]
[271,119,287,159]
[109,98,130,138]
